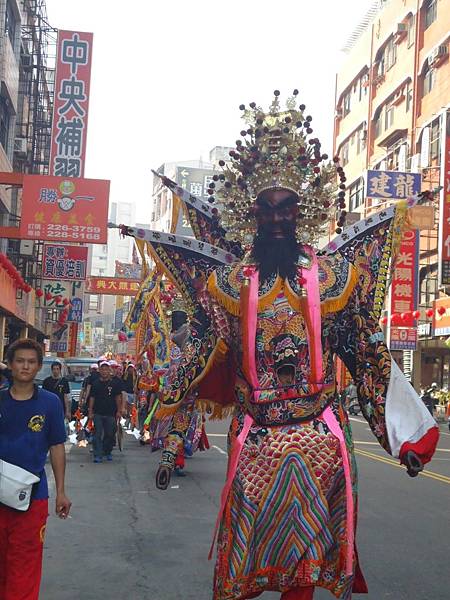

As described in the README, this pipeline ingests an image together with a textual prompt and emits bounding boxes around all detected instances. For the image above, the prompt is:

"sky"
[45,0,375,223]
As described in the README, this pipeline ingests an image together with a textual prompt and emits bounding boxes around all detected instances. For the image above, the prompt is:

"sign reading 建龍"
[49,30,93,178]
[19,174,110,243]
[366,170,421,202]
[389,229,419,350]
[85,276,140,296]
[43,244,88,281]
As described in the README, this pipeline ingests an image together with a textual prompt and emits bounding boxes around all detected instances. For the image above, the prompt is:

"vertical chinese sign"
[50,30,93,177]
[390,229,420,350]
[439,134,450,285]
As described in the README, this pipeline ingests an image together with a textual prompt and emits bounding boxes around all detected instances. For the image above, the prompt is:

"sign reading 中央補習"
[49,30,93,178]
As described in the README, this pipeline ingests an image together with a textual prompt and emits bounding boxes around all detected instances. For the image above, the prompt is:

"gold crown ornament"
[208,90,348,246]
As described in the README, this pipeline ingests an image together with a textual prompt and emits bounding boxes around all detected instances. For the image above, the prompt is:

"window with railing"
[343,91,351,117]
[407,14,415,47]
[341,140,349,166]
[429,118,441,162]
[5,1,16,47]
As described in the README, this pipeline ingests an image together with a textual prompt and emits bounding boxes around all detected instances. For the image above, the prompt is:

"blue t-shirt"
[0,386,66,499]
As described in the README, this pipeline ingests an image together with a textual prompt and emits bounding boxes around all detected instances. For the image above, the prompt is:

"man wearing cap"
[88,361,123,463]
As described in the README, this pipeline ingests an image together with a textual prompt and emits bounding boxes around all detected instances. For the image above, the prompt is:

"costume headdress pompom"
[208,90,347,246]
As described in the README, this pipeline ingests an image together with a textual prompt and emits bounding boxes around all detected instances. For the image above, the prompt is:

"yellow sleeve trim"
[320,263,358,316]
[207,271,241,316]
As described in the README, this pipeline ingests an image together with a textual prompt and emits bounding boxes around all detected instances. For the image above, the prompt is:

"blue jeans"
[93,414,116,457]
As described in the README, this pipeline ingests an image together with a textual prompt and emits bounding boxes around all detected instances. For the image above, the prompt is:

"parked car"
[65,357,95,413]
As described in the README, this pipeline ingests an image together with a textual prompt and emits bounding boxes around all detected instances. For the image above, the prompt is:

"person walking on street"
[0,339,71,600]
[88,361,123,463]
[42,361,71,421]
[78,363,99,413]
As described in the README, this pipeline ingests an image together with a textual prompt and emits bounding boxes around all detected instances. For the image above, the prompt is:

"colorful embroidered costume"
[121,91,439,600]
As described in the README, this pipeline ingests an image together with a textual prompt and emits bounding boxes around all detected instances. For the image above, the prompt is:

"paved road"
[41,417,450,600]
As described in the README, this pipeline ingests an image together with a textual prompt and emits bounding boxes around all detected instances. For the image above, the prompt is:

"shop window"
[0,96,10,152]
[5,1,16,47]
[424,0,437,30]
[423,65,436,96]
[349,179,364,211]
[407,14,415,47]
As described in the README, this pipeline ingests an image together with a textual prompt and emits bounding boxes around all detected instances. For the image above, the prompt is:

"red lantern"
[36,289,44,298]
[24,285,32,293]
[412,310,421,319]
[55,295,62,304]
[45,292,53,301]
[438,306,446,316]
[380,316,388,325]
[63,298,70,306]
[426,308,434,318]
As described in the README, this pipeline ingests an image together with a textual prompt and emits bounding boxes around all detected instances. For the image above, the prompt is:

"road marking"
[355,448,450,485]
[212,445,227,456]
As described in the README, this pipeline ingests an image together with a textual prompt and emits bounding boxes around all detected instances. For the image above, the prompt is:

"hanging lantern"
[55,295,62,304]
[62,298,70,306]
[36,289,44,298]
[426,308,434,318]
[45,292,53,301]
[412,310,421,319]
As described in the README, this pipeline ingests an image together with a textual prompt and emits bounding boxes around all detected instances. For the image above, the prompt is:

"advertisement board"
[439,135,450,285]
[43,244,88,280]
[366,170,421,201]
[49,30,93,178]
[85,276,140,296]
[67,297,83,323]
[19,174,109,243]
[389,229,419,350]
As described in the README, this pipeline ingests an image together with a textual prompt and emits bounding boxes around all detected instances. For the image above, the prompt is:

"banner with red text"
[389,228,419,349]
[85,276,140,296]
[49,30,93,178]
[440,135,450,285]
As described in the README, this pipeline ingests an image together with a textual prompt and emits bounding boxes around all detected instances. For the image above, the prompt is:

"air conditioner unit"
[21,54,33,69]
[428,45,448,67]
[395,22,407,41]
[14,137,27,156]
[19,240,34,256]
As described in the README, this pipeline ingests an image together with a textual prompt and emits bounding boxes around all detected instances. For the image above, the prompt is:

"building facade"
[334,0,450,388]
[0,0,56,357]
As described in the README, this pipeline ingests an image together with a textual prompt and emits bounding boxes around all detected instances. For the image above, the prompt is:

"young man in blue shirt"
[0,339,71,600]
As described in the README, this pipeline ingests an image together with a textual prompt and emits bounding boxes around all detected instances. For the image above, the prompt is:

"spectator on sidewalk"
[88,361,122,463]
[0,338,71,600]
[42,361,71,420]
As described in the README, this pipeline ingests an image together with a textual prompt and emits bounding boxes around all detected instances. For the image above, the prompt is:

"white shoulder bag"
[0,459,40,511]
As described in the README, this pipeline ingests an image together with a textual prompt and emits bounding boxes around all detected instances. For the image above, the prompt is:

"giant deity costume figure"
[121,91,438,600]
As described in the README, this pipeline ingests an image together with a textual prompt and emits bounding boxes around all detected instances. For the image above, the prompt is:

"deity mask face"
[252,189,300,281]
[254,189,299,240]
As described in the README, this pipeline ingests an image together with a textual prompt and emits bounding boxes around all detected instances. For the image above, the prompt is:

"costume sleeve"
[333,267,439,465]
[157,291,236,418]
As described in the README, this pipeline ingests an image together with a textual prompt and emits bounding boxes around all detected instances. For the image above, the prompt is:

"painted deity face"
[254,189,299,240]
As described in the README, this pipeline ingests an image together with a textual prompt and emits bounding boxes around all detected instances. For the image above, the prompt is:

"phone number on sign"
[29,224,102,241]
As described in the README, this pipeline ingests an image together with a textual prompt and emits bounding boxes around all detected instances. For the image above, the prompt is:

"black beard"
[252,231,299,282]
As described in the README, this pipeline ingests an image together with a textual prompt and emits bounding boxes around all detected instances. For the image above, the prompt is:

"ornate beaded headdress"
[208,90,347,245]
